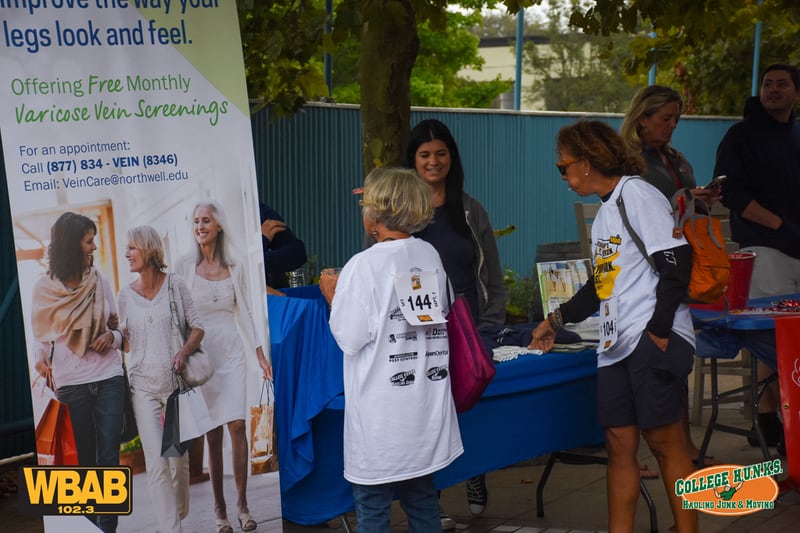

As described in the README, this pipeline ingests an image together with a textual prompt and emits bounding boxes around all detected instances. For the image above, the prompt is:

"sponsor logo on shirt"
[389,307,405,321]
[388,331,418,343]
[390,370,415,386]
[425,350,449,357]
[388,352,418,363]
[426,366,448,381]
[426,327,448,340]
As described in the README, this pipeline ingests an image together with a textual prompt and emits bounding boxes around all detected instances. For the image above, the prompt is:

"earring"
[371,228,378,236]
[584,171,589,176]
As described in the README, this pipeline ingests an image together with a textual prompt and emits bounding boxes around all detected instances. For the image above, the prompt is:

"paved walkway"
[3,377,798,532]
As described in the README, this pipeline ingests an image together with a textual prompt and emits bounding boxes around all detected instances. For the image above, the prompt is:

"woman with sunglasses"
[532,121,698,533]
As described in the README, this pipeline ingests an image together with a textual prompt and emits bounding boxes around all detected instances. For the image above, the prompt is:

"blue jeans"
[57,374,125,533]
[352,474,440,533]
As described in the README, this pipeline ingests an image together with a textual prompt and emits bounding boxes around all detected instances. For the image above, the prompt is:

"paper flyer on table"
[0,3,280,531]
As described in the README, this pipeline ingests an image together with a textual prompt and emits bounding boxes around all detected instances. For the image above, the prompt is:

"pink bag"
[446,296,496,413]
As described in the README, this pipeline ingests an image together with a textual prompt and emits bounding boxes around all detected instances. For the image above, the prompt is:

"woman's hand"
[691,187,720,206]
[528,320,556,352]
[647,331,669,352]
[256,346,273,380]
[319,269,339,305]
[34,357,53,378]
[107,313,119,330]
[89,330,115,354]
[172,349,189,374]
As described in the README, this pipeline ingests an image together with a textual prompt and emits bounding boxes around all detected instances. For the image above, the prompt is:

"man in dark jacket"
[260,203,308,288]
[713,63,800,453]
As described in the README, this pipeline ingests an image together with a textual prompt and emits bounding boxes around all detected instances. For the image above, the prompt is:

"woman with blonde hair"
[620,85,717,203]
[621,85,725,467]
[320,167,463,532]
[118,224,205,533]
[175,201,272,533]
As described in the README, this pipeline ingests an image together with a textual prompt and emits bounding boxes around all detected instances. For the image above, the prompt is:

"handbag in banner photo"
[177,382,214,443]
[446,285,496,413]
[161,382,187,458]
[32,373,79,466]
[120,360,138,444]
[160,376,215,457]
[250,379,278,475]
[167,272,214,387]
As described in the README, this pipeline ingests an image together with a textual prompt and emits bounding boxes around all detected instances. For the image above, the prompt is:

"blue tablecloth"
[267,286,344,494]
[268,288,604,525]
[691,293,800,330]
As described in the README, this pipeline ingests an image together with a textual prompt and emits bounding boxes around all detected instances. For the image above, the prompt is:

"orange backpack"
[617,183,730,304]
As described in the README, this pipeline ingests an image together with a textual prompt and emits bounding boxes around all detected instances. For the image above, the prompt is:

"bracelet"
[547,308,564,331]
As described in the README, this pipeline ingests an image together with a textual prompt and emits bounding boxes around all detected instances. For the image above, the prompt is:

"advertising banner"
[0,3,281,531]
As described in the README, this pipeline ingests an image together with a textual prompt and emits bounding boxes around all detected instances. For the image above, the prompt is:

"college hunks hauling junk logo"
[676,461,781,516]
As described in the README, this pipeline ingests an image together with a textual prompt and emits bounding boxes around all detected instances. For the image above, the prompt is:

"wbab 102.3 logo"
[676,460,781,516]
[18,466,132,516]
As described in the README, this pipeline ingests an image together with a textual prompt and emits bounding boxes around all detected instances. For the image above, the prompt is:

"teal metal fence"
[254,104,737,277]
[0,105,738,458]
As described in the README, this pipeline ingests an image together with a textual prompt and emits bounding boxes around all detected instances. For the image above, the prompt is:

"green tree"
[570,0,800,116]
[237,0,329,116]
[332,10,513,110]
[524,1,638,112]
[238,0,542,173]
[471,10,525,38]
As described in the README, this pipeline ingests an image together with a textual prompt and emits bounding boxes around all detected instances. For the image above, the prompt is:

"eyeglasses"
[556,158,579,176]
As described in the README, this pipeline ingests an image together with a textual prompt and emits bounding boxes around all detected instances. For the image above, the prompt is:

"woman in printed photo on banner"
[31,211,125,533]
[175,201,273,533]
[118,225,204,533]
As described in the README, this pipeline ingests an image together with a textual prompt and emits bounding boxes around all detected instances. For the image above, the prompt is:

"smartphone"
[708,174,727,189]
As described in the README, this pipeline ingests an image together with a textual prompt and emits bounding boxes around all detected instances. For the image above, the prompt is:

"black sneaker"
[747,413,783,447]
[465,474,487,516]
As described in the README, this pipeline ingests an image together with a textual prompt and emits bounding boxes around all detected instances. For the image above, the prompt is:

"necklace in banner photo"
[210,279,219,302]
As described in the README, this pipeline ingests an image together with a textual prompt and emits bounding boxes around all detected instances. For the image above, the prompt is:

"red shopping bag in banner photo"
[775,316,800,486]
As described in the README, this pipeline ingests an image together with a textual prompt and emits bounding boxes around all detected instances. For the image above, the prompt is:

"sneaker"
[439,505,456,531]
[747,413,783,447]
[465,474,487,516]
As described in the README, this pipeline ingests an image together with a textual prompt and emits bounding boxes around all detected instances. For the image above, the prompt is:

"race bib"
[598,296,619,353]
[393,271,447,326]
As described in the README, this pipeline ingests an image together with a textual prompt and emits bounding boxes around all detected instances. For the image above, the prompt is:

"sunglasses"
[556,158,579,176]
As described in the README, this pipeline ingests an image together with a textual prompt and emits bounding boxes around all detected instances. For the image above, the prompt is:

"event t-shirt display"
[328,237,463,485]
[591,176,695,367]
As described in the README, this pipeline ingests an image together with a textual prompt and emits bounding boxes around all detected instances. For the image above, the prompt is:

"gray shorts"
[597,331,694,430]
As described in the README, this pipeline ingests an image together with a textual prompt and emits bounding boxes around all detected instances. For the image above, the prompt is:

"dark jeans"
[58,374,125,533]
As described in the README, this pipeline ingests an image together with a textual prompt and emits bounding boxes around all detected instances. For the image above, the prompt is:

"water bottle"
[287,268,306,288]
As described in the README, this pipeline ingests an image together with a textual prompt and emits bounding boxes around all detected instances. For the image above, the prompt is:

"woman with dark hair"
[404,119,506,524]
[530,120,697,533]
[32,211,124,533]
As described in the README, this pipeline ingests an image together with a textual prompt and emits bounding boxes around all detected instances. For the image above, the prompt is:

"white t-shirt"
[591,176,695,367]
[329,237,463,485]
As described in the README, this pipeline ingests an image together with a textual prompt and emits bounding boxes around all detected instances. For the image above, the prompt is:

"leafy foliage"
[524,1,638,112]
[238,0,329,116]
[570,0,800,115]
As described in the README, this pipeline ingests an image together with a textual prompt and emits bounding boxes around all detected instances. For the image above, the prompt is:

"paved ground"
[2,375,798,532]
